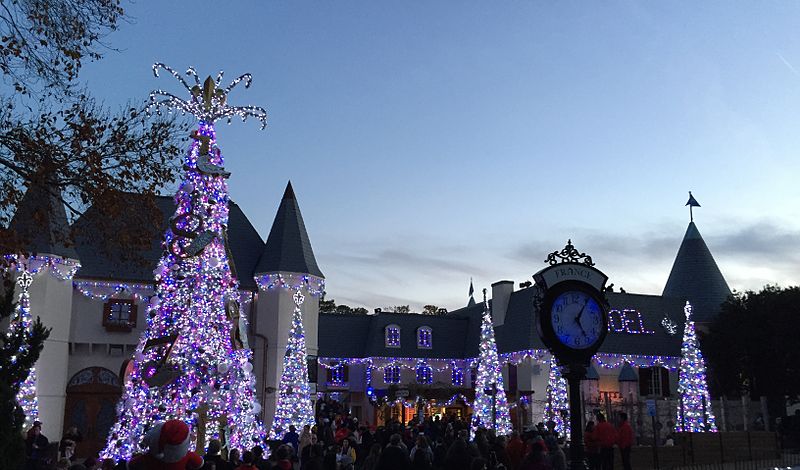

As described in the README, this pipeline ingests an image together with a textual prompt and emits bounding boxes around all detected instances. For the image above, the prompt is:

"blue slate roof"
[317,287,684,359]
[663,222,731,323]
[72,194,264,289]
[254,181,324,278]
[9,179,78,260]
[618,362,639,382]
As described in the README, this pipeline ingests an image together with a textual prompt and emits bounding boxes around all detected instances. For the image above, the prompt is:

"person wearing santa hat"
[129,419,203,470]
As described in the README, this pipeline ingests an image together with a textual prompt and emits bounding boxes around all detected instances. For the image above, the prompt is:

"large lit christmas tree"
[471,289,512,437]
[101,64,268,459]
[11,271,39,428]
[675,301,718,432]
[268,289,315,439]
[544,356,569,440]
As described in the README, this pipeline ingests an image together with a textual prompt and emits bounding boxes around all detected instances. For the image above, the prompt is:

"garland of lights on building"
[268,289,315,439]
[675,301,718,433]
[470,291,512,437]
[4,254,80,280]
[544,356,570,440]
[12,271,39,429]
[100,64,267,459]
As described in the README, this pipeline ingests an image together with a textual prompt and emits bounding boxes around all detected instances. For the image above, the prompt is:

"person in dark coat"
[377,434,411,470]
[26,421,50,470]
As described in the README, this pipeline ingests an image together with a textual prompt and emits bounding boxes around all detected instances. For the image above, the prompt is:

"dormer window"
[416,363,433,384]
[385,324,401,348]
[417,326,433,349]
[326,363,349,387]
[452,367,464,387]
[103,300,136,332]
[384,365,401,384]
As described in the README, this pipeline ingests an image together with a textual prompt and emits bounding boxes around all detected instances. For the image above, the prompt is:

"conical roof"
[662,222,731,323]
[254,181,323,278]
[8,175,77,260]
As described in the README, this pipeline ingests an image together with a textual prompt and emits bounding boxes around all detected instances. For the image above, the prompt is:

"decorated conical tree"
[268,289,315,439]
[101,64,268,459]
[675,301,718,432]
[11,271,39,429]
[471,289,512,437]
[544,355,570,440]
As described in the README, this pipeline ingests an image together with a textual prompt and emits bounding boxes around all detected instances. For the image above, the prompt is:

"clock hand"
[574,300,589,337]
[575,300,588,322]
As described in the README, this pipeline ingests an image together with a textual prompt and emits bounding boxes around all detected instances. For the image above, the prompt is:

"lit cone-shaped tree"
[11,271,39,429]
[675,301,718,432]
[101,64,268,459]
[268,289,315,439]
[544,355,570,440]
[471,289,512,437]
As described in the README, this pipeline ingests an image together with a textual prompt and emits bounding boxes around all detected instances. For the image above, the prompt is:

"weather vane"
[148,63,268,129]
[686,191,701,222]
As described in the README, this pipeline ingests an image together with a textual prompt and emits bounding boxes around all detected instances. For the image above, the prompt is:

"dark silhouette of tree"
[0,1,187,258]
[703,286,800,417]
[319,296,368,315]
[0,275,50,469]
[0,0,124,94]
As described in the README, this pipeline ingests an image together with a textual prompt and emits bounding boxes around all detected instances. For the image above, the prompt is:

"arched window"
[384,365,401,384]
[416,363,433,384]
[417,326,433,349]
[385,324,401,348]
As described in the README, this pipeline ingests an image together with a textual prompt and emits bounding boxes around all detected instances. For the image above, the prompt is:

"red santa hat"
[152,419,192,463]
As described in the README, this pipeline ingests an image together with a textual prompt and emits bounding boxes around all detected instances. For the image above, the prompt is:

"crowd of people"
[23,400,637,470]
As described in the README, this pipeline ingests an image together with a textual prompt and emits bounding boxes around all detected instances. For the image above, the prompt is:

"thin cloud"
[777,52,800,78]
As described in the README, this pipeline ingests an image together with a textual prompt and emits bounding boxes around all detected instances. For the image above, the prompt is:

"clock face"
[550,290,603,350]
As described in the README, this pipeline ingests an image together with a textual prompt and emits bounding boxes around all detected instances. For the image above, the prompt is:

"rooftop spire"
[254,181,323,278]
[467,278,476,307]
[663,220,730,323]
[8,166,78,259]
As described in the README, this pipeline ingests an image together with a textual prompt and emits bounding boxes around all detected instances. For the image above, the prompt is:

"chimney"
[491,280,514,326]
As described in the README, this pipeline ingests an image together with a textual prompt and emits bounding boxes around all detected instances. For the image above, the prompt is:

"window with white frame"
[384,365,401,384]
[416,363,433,384]
[417,326,433,349]
[452,367,464,386]
[385,324,401,348]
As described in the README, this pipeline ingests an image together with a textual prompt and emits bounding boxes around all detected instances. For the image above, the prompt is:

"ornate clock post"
[533,241,610,470]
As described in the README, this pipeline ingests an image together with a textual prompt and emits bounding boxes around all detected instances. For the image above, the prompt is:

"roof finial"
[686,191,701,222]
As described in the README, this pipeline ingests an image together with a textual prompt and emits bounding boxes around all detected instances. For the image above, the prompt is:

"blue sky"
[81,1,800,309]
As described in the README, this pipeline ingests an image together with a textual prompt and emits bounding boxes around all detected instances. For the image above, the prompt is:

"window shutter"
[639,367,652,396]
[660,367,671,397]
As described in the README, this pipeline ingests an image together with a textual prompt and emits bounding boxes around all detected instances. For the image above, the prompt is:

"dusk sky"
[81,1,800,310]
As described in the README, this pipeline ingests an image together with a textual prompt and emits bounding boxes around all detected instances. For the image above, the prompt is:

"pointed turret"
[467,278,476,307]
[255,181,323,277]
[662,221,731,323]
[8,173,77,259]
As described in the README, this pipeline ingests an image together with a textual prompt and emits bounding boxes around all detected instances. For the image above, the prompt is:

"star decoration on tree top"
[148,63,268,129]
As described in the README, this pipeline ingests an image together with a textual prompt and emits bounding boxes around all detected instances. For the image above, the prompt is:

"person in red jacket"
[617,412,634,470]
[593,412,616,470]
[583,421,600,470]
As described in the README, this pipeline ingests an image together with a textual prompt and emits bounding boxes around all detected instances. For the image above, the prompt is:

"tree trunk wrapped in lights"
[10,271,39,429]
[470,289,512,437]
[268,289,315,439]
[544,355,570,440]
[675,301,718,432]
[101,65,268,459]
